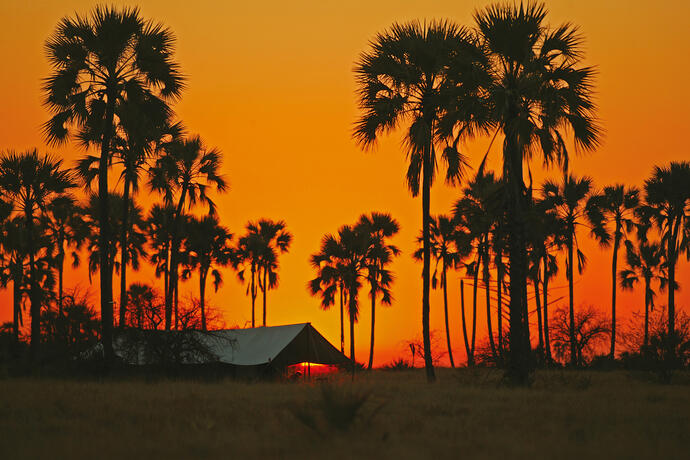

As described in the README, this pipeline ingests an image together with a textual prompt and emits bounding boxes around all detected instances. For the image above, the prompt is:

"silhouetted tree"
[414,215,464,368]
[620,238,665,349]
[541,174,598,366]
[309,234,349,354]
[254,219,292,327]
[551,304,610,366]
[588,184,640,358]
[42,195,86,322]
[183,214,232,330]
[358,212,399,369]
[0,150,74,359]
[354,21,487,382]
[82,193,148,319]
[150,135,226,329]
[468,2,601,383]
[638,161,690,347]
[453,171,502,365]
[43,5,184,360]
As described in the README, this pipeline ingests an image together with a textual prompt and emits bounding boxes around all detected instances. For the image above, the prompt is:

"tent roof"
[114,323,347,368]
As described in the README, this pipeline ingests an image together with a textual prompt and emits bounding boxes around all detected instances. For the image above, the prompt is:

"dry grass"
[1,369,689,459]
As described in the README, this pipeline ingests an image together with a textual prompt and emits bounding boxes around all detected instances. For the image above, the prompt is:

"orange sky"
[1,0,689,366]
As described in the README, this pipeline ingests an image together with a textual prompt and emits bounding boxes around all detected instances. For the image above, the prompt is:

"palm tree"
[310,225,371,377]
[357,212,400,370]
[77,102,183,329]
[43,5,184,359]
[184,214,232,330]
[255,219,293,327]
[588,184,640,359]
[354,21,489,382]
[82,193,148,317]
[526,197,561,364]
[639,161,690,344]
[620,238,665,349]
[0,150,74,357]
[234,224,263,328]
[541,174,597,367]
[309,234,349,354]
[466,2,601,383]
[150,135,227,330]
[0,216,26,346]
[42,195,86,321]
[453,171,502,364]
[414,215,463,367]
[146,203,175,315]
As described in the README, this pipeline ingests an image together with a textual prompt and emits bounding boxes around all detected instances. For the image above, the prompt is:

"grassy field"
[1,369,689,459]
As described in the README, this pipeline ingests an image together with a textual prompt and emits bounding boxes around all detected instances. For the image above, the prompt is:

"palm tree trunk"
[610,222,621,359]
[568,236,577,367]
[99,92,116,362]
[496,252,503,360]
[339,283,345,353]
[442,265,454,368]
[505,133,530,384]
[534,277,544,361]
[367,284,376,370]
[484,246,497,363]
[119,175,131,329]
[58,249,64,319]
[166,185,188,330]
[421,141,435,382]
[26,210,40,361]
[58,248,65,343]
[643,277,650,350]
[200,267,207,331]
[460,279,471,366]
[470,252,480,366]
[542,258,552,363]
[262,266,267,326]
[250,262,256,328]
[667,220,679,341]
[12,271,21,349]
[349,290,356,380]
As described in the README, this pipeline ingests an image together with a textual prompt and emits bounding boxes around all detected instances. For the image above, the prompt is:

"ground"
[0,369,688,459]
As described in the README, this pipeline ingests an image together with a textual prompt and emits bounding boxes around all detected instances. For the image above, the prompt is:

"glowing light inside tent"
[286,362,339,378]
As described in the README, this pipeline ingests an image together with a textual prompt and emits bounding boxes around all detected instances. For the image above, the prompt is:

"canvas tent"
[111,323,347,376]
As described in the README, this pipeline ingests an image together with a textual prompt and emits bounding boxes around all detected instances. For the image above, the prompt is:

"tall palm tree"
[43,5,184,359]
[354,21,489,382]
[234,223,263,328]
[0,150,74,357]
[541,174,597,367]
[620,238,665,349]
[309,234,349,354]
[42,195,86,321]
[77,101,183,329]
[183,214,232,330]
[255,219,292,327]
[465,2,601,383]
[150,135,227,330]
[310,225,372,377]
[146,203,175,314]
[414,215,464,367]
[453,171,502,364]
[639,161,690,344]
[526,197,561,364]
[0,216,26,346]
[588,184,639,358]
[357,212,400,370]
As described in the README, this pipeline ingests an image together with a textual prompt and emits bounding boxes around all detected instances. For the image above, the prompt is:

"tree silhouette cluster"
[1,6,292,365]
[353,2,690,382]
